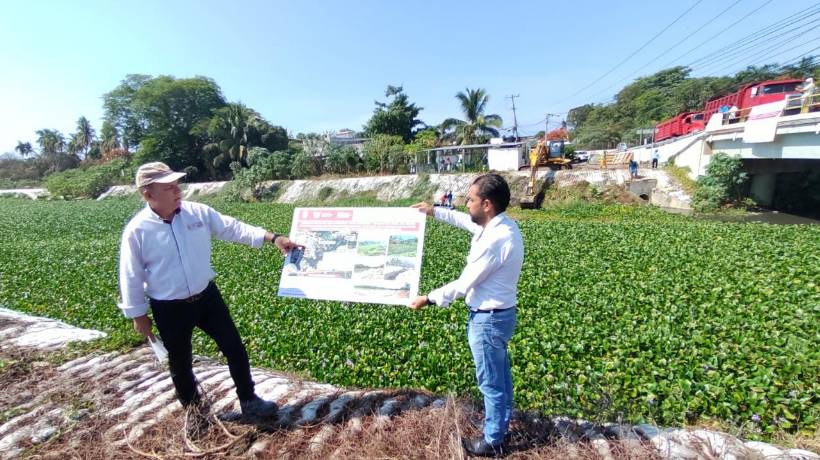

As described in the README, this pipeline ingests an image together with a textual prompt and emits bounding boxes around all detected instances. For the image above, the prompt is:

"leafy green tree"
[290,150,315,178]
[567,104,594,130]
[362,134,405,174]
[441,88,503,145]
[363,85,424,143]
[102,74,152,150]
[129,76,226,171]
[323,144,349,174]
[269,150,293,179]
[732,64,780,86]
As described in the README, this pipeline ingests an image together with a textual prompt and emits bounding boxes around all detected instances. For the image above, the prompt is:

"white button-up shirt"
[118,201,267,318]
[427,208,524,311]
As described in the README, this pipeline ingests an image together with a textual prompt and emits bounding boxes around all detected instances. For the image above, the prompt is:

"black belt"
[469,307,515,314]
[151,282,214,305]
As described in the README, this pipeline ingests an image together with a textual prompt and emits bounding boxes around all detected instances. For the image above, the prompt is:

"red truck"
[702,78,802,123]
[654,111,705,142]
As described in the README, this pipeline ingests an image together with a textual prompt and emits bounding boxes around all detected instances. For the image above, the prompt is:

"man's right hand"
[411,202,434,217]
[133,315,153,338]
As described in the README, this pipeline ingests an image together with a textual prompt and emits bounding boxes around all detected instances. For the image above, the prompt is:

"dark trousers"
[150,282,255,406]
[652,158,658,168]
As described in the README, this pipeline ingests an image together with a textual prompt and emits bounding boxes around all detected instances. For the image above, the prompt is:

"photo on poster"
[278,208,426,305]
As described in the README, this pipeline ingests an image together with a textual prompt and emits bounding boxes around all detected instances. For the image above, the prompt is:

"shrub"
[692,152,748,212]
[43,158,128,198]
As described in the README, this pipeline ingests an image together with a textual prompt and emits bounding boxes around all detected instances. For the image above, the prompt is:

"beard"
[469,209,484,225]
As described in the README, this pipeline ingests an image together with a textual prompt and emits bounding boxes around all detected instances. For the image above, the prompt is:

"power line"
[713,42,820,78]
[686,4,820,68]
[582,4,820,105]
[582,0,746,104]
[546,0,704,108]
[692,16,820,73]
[702,29,820,76]
[661,0,775,67]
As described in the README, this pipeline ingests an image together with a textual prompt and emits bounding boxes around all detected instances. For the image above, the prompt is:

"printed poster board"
[277,207,426,305]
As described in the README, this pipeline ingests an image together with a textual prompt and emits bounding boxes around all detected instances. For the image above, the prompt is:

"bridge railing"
[710,92,820,128]
[783,92,820,115]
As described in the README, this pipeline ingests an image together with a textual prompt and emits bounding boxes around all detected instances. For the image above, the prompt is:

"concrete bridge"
[629,110,820,207]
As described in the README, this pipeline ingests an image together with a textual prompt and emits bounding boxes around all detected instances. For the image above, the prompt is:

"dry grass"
[2,343,813,459]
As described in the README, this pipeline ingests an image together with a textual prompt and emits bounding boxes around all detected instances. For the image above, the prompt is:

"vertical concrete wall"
[749,172,777,206]
[669,138,712,179]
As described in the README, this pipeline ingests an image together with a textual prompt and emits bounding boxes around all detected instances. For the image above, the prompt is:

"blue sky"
[2,0,819,154]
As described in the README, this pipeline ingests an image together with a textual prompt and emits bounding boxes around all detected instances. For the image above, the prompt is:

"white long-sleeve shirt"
[427,208,524,311]
[118,201,267,318]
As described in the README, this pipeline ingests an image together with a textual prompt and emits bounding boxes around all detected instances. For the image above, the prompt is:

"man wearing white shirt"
[409,174,524,458]
[118,162,300,435]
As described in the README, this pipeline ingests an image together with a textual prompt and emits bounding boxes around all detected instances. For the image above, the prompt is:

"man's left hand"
[408,295,428,310]
[273,236,303,255]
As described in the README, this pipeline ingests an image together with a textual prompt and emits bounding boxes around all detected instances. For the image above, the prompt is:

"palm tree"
[68,133,83,156]
[14,141,33,158]
[99,121,121,153]
[441,88,503,145]
[35,129,65,156]
[205,103,260,167]
[74,116,95,158]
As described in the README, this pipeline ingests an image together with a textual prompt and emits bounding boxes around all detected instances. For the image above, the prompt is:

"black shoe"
[185,400,212,440]
[462,436,506,458]
[240,395,278,419]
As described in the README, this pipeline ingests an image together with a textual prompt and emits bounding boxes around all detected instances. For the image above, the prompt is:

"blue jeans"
[467,307,517,445]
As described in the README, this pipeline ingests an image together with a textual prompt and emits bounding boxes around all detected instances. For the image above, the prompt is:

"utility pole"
[506,94,520,140]
[544,113,561,142]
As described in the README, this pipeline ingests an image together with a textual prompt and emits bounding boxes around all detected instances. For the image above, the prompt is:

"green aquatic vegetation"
[0,197,817,436]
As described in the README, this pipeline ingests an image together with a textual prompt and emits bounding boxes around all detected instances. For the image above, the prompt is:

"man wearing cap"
[118,162,300,434]
[409,173,524,458]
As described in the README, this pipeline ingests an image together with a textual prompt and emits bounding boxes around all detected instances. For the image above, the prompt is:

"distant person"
[629,158,638,179]
[800,77,816,110]
[409,174,524,458]
[118,162,301,438]
[727,105,739,123]
[447,190,454,208]
[651,149,659,169]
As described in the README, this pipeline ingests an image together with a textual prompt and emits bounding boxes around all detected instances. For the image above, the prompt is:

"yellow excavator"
[520,140,572,208]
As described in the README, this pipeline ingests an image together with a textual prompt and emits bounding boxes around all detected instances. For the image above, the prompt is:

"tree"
[441,88,503,145]
[102,74,152,151]
[14,141,33,158]
[129,75,226,172]
[35,129,65,156]
[363,85,424,143]
[204,103,290,172]
[362,134,405,174]
[35,129,79,172]
[73,116,95,158]
[99,121,120,153]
